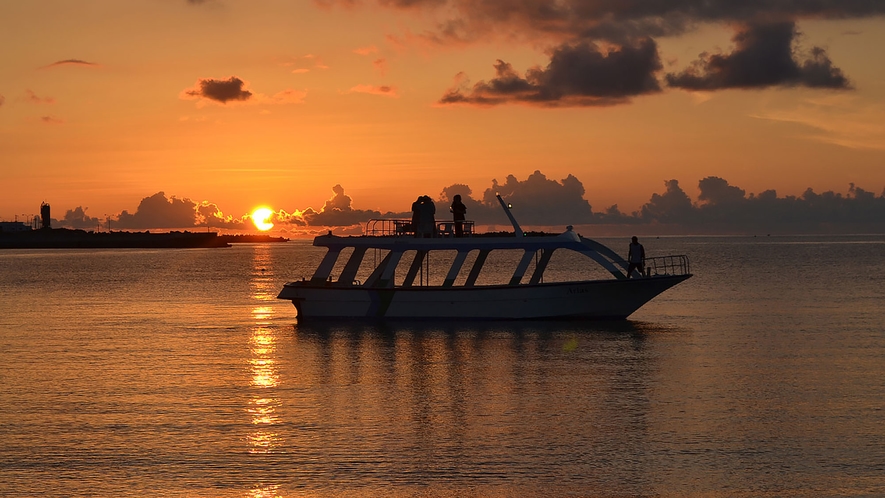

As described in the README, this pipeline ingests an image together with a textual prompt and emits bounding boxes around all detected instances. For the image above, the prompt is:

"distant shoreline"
[217,234,288,244]
[0,229,291,249]
[0,228,230,249]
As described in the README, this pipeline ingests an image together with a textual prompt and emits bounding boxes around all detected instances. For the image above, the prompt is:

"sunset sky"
[2,0,885,228]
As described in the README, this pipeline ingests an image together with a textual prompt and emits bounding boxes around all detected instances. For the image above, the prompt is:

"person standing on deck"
[410,196,422,237]
[450,194,467,237]
[418,196,436,238]
[627,236,645,278]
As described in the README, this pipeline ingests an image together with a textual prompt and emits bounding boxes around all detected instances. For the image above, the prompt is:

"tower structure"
[40,202,51,229]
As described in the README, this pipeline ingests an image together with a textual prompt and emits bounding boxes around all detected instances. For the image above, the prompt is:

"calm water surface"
[1,236,884,497]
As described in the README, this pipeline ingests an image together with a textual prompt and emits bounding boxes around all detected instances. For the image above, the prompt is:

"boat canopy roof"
[313,229,586,252]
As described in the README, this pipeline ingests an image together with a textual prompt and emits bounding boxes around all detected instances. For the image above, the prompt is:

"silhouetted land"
[0,229,229,249]
[217,234,288,244]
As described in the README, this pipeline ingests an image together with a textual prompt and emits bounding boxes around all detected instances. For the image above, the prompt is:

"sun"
[251,207,274,231]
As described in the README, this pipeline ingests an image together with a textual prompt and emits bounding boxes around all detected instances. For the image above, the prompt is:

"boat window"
[469,249,539,286]
[412,249,460,287]
[542,249,612,283]
[329,246,354,280]
[328,247,394,285]
[282,240,328,280]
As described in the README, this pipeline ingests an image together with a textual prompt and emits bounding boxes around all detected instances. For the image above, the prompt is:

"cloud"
[432,171,599,226]
[281,54,330,73]
[56,172,885,233]
[638,180,695,223]
[439,39,662,107]
[287,171,885,233]
[302,184,382,226]
[373,58,387,75]
[181,76,253,104]
[115,192,201,229]
[325,1,885,44]
[630,177,885,232]
[40,116,64,124]
[318,0,883,105]
[477,171,596,224]
[267,209,308,227]
[750,96,885,151]
[23,90,55,104]
[348,84,398,97]
[196,201,248,229]
[354,45,378,55]
[265,89,308,104]
[666,22,850,90]
[272,171,885,233]
[0,95,4,107]
[56,207,101,229]
[44,59,98,68]
[697,176,746,205]
[304,54,330,70]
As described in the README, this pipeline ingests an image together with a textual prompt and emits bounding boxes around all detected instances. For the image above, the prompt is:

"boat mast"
[495,194,523,236]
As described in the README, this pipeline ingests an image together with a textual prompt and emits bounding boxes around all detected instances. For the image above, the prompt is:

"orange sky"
[1,1,884,224]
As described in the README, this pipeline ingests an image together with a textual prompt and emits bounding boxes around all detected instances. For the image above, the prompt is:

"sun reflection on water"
[248,484,282,498]
[250,245,276,302]
[248,320,281,454]
[248,245,282,458]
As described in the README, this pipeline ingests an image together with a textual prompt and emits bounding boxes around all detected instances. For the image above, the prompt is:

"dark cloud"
[302,184,382,226]
[56,207,101,229]
[282,172,885,234]
[666,22,850,90]
[23,90,55,104]
[181,76,253,104]
[45,59,98,68]
[40,116,63,124]
[55,173,885,233]
[440,39,662,106]
[115,192,200,229]
[479,171,595,224]
[433,171,598,225]
[698,176,747,206]
[638,180,696,223]
[328,1,885,43]
[632,177,885,232]
[321,0,880,104]
[0,95,4,107]
[348,84,398,97]
[373,58,387,75]
[438,183,484,219]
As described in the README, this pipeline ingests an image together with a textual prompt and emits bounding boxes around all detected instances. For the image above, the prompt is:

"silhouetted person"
[417,196,436,238]
[450,194,467,237]
[410,196,422,236]
[627,236,645,278]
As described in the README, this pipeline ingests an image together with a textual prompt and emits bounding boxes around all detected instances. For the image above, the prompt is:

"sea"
[1,235,883,497]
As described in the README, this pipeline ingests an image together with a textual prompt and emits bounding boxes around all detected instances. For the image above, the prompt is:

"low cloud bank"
[53,173,885,234]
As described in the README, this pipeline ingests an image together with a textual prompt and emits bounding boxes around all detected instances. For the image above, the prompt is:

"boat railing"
[365,218,475,237]
[436,221,474,237]
[365,219,411,236]
[645,255,691,276]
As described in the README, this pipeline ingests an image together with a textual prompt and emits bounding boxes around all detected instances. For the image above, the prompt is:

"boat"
[277,195,691,320]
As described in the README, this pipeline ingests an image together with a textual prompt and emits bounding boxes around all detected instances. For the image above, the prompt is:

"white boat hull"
[277,275,690,320]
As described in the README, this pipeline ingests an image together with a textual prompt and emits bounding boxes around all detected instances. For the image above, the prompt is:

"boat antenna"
[495,193,524,236]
